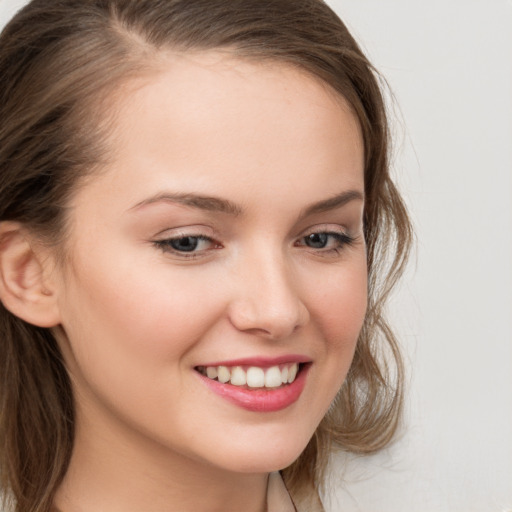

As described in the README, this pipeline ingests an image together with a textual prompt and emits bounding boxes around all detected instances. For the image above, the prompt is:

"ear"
[0,222,61,328]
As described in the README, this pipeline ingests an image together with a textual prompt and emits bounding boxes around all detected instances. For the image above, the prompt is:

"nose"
[227,251,310,340]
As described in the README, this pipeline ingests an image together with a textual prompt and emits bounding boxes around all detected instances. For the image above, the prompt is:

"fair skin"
[4,53,366,512]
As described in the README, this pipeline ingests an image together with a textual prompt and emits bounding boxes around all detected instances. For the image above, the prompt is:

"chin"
[205,425,315,474]
[220,452,302,475]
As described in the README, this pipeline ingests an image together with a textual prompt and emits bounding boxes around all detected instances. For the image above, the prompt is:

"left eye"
[299,231,354,250]
[154,235,215,253]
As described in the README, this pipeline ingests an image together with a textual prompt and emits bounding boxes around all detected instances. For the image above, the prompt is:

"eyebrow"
[130,189,363,217]
[300,189,364,218]
[130,192,243,216]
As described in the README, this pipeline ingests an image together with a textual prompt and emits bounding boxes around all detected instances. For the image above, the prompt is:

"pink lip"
[199,354,310,368]
[197,363,310,413]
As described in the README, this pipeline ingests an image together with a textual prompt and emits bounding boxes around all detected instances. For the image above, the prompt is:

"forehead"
[73,51,364,215]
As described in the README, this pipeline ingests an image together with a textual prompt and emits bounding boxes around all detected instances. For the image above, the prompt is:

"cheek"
[57,251,228,381]
[304,258,367,395]
[56,254,234,451]
[309,259,368,345]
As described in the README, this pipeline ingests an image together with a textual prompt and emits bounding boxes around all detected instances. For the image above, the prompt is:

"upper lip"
[197,354,311,368]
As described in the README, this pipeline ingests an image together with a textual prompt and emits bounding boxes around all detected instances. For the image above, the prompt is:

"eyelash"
[153,230,355,259]
[295,231,356,254]
[153,235,217,259]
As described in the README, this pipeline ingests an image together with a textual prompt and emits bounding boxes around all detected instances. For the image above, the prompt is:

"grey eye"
[304,233,328,248]
[169,236,201,252]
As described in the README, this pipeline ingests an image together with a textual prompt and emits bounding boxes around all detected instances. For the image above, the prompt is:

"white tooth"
[265,366,282,388]
[281,366,289,384]
[206,367,218,379]
[246,367,265,388]
[217,366,231,383]
[230,366,247,386]
[287,363,298,383]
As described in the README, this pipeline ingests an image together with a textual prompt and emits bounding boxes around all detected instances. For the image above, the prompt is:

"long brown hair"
[0,1,412,510]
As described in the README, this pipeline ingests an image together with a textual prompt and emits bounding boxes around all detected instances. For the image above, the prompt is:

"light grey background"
[1,1,511,511]
[325,1,512,511]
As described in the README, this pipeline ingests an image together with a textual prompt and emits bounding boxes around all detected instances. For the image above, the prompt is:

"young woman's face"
[53,53,367,475]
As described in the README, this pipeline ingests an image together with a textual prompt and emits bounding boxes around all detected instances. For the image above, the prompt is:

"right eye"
[153,235,219,256]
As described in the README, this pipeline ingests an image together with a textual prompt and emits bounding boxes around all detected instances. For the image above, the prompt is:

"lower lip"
[198,365,310,413]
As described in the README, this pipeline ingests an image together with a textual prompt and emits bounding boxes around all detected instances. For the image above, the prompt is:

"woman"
[0,1,412,511]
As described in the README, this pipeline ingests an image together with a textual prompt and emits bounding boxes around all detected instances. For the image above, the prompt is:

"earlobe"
[0,222,61,328]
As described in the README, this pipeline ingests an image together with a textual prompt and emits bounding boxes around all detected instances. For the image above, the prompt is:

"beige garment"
[266,472,297,512]
[267,472,326,512]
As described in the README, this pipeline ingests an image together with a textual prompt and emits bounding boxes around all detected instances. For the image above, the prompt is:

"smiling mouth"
[195,363,304,389]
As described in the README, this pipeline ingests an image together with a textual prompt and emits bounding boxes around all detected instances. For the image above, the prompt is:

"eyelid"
[299,223,352,238]
[153,224,216,238]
